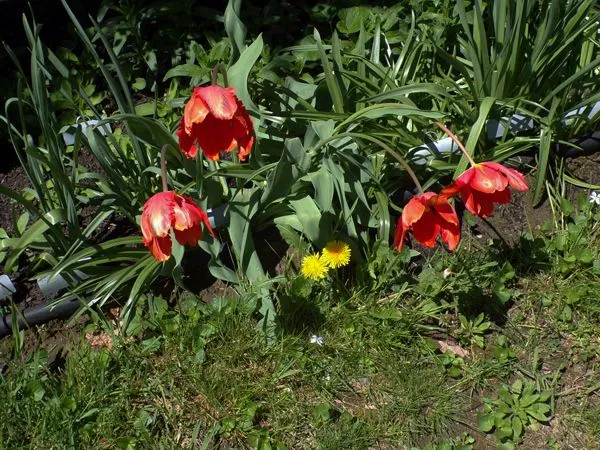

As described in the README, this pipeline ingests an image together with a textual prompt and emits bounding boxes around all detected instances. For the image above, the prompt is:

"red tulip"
[141,191,214,262]
[442,162,528,217]
[394,192,460,253]
[177,85,254,161]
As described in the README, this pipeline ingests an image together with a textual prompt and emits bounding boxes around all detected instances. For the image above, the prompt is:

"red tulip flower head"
[442,162,528,217]
[141,191,214,262]
[177,85,254,161]
[394,192,460,253]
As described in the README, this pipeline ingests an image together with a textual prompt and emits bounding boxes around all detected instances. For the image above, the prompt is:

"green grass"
[1,201,599,449]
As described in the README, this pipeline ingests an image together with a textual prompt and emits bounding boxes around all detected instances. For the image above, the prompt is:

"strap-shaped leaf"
[314,28,345,114]
[4,209,66,274]
[454,97,496,177]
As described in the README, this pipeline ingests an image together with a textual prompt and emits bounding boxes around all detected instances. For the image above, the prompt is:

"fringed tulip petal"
[146,235,172,262]
[470,164,508,193]
[486,162,528,191]
[401,195,427,228]
[395,193,461,253]
[411,211,441,248]
[183,92,210,132]
[196,86,238,120]
[231,102,255,161]
[141,192,176,238]
[441,222,461,251]
[431,199,459,226]
[174,226,202,247]
[177,119,199,158]
[393,218,408,253]
[141,191,212,261]
[178,85,254,161]
[194,115,237,161]
[448,162,528,217]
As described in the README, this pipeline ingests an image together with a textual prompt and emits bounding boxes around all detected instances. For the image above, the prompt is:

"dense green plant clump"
[0,0,599,448]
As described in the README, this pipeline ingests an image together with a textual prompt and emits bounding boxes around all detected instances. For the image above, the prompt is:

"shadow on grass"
[276,289,326,336]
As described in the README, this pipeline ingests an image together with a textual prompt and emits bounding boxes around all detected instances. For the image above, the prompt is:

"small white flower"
[310,335,324,346]
[590,192,600,205]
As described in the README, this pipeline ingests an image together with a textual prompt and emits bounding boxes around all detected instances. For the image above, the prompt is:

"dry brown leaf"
[436,339,469,357]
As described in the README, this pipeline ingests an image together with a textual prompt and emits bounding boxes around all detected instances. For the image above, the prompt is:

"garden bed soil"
[0,161,28,236]
[2,149,600,362]
[0,149,135,311]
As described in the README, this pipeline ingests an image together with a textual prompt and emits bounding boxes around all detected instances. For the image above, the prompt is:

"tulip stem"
[160,144,169,192]
[433,121,477,167]
[211,64,229,87]
[312,132,424,195]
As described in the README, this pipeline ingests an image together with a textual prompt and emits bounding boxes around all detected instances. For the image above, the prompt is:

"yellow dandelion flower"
[322,240,351,268]
[301,254,329,280]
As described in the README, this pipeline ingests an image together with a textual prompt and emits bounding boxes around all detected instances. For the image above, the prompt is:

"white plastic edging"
[61,117,112,146]
[410,102,600,165]
[0,274,17,300]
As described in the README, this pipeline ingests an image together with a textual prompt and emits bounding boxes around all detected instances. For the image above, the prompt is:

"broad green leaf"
[227,189,265,282]
[527,403,552,422]
[163,64,206,81]
[310,166,334,213]
[16,212,30,235]
[337,7,370,34]
[520,393,540,408]
[304,120,336,149]
[511,379,523,394]
[228,34,263,114]
[261,138,309,206]
[275,224,308,255]
[132,78,146,91]
[289,196,323,244]
[134,102,156,116]
[199,233,239,283]
[497,442,515,450]
[477,413,495,432]
[273,214,302,233]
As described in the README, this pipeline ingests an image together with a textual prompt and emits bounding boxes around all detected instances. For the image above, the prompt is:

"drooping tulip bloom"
[141,191,214,262]
[177,85,254,161]
[442,162,528,217]
[394,192,460,253]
